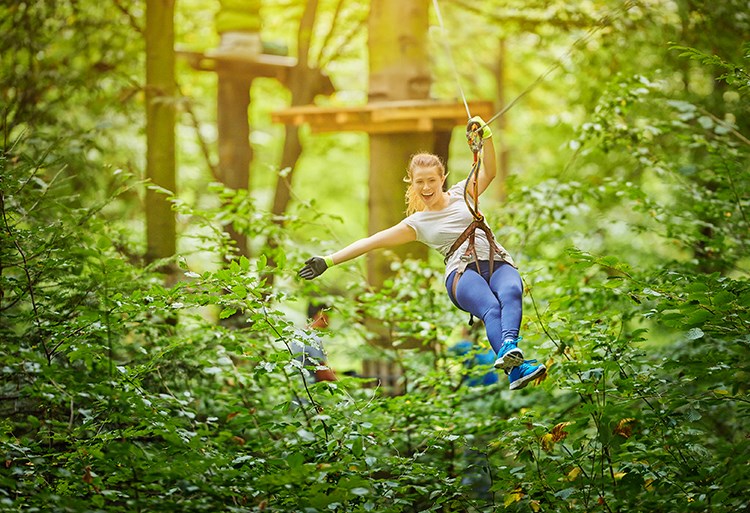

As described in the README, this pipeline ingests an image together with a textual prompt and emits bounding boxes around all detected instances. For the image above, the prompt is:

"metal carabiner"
[466,118,484,155]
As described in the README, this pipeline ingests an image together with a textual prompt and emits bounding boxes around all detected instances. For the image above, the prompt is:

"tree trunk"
[145,0,176,265]
[216,69,252,256]
[367,0,431,288]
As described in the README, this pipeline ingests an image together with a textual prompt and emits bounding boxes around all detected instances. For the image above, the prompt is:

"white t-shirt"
[402,180,515,280]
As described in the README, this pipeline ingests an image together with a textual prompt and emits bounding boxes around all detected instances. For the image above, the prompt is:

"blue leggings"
[446,261,523,355]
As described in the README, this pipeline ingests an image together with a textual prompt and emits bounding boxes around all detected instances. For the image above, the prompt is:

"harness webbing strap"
[447,217,508,300]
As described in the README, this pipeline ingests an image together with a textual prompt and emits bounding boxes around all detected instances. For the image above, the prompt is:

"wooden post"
[211,2,263,258]
[216,63,252,256]
[145,0,176,265]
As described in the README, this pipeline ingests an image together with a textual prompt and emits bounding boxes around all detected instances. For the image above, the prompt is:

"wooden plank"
[272,100,496,133]
[176,49,296,80]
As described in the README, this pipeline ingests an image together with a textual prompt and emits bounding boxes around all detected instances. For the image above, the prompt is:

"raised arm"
[299,222,416,280]
[466,117,497,200]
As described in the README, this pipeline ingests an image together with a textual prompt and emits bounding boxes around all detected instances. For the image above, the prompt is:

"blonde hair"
[403,153,446,216]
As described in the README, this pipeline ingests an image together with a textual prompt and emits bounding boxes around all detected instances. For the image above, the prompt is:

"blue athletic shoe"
[508,360,546,390]
[493,337,524,370]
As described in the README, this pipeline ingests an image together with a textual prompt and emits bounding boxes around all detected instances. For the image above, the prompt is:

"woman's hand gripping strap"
[466,116,492,155]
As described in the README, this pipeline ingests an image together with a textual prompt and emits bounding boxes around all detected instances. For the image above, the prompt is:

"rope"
[431,0,472,120]
[478,16,610,132]
[463,157,483,221]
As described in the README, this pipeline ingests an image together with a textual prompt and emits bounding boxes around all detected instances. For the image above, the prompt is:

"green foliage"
[2,1,749,511]
[4,88,749,510]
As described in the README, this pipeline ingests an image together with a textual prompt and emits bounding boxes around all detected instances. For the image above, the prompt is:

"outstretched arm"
[299,222,416,280]
[330,222,416,264]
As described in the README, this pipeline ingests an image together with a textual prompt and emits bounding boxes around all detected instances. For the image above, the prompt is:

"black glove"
[298,256,328,280]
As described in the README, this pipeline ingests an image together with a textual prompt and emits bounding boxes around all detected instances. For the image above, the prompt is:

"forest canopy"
[1,0,748,512]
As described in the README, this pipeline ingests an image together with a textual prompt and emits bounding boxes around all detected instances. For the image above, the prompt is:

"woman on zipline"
[299,117,546,390]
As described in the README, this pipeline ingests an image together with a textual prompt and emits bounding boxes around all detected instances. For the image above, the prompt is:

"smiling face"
[404,153,447,215]
[411,165,447,210]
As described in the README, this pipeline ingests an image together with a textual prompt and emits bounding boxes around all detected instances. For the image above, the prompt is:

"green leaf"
[555,487,575,500]
[352,436,364,457]
[231,285,247,298]
[604,277,624,288]
[712,290,735,308]
[286,452,304,469]
[219,307,237,319]
[685,309,712,327]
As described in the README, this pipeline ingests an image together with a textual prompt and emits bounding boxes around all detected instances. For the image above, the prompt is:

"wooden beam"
[271,100,496,133]
[176,49,296,81]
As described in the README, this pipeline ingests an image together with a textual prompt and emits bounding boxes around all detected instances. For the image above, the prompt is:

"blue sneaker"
[508,360,546,390]
[493,338,524,370]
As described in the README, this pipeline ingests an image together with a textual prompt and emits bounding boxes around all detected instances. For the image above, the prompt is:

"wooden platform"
[271,100,496,134]
[177,49,296,81]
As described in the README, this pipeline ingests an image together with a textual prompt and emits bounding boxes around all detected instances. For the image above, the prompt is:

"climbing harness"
[444,120,516,314]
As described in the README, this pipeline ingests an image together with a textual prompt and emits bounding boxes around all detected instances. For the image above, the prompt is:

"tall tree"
[367,0,431,287]
[145,0,176,264]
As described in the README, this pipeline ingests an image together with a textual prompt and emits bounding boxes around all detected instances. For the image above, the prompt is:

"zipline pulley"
[466,117,484,156]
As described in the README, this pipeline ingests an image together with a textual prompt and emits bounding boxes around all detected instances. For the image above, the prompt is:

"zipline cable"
[431,0,636,132]
[431,0,472,120]
[479,11,619,131]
